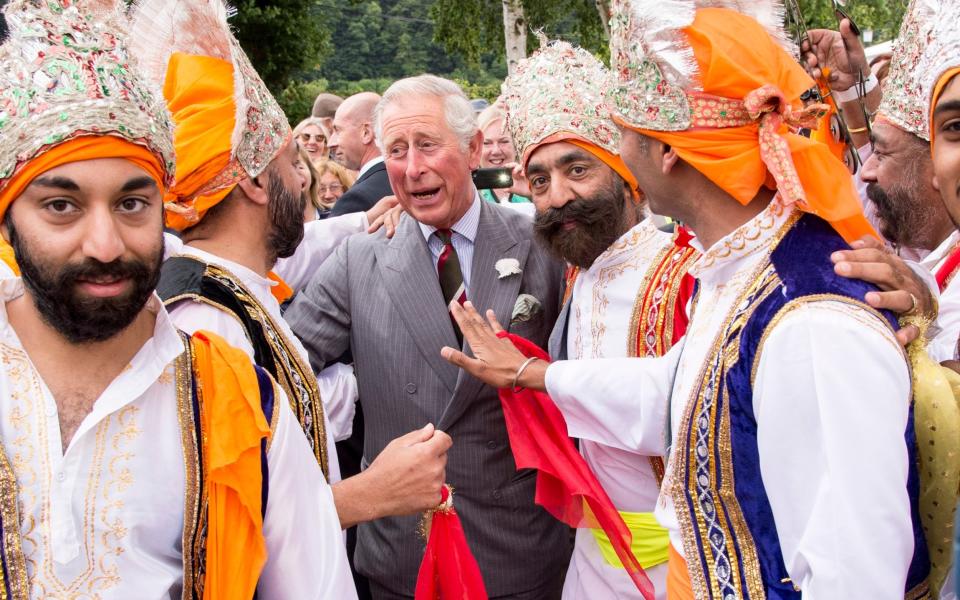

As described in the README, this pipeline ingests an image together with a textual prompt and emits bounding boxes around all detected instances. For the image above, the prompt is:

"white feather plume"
[128,0,234,87]
[624,0,700,88]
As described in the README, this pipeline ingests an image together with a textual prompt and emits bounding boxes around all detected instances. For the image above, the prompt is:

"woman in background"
[478,104,529,204]
[313,159,356,218]
[294,116,330,163]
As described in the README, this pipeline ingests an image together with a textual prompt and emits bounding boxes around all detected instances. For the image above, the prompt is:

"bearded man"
[0,0,353,597]
[851,2,960,362]
[444,2,931,597]
[127,0,450,541]
[499,39,697,599]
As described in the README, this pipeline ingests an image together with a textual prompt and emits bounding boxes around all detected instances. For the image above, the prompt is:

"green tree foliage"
[230,0,331,94]
[430,0,607,64]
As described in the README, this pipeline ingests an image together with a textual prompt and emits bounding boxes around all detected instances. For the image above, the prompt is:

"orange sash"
[667,544,695,600]
[190,331,272,600]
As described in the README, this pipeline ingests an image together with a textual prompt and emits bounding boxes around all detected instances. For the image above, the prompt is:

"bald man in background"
[329,92,394,216]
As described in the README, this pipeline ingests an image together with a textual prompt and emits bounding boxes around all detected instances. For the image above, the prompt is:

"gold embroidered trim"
[175,336,200,600]
[670,212,799,599]
[202,263,329,478]
[0,427,28,600]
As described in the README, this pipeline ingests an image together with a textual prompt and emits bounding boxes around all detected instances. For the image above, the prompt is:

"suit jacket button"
[405,383,417,394]
[492,489,502,500]
[486,440,497,450]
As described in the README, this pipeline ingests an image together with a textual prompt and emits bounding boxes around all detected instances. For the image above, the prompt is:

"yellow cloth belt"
[591,511,670,569]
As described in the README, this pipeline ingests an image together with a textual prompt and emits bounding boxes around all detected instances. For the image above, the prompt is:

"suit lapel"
[548,296,571,360]
[440,203,530,428]
[376,215,460,393]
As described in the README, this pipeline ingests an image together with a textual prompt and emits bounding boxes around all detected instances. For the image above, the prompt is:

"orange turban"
[163,53,245,232]
[524,133,642,201]
[0,135,167,275]
[931,67,960,147]
[631,8,875,243]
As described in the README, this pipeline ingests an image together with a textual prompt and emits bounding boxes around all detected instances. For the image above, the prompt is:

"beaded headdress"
[606,0,830,208]
[129,0,289,217]
[607,0,796,132]
[878,0,940,140]
[501,37,621,165]
[0,0,175,191]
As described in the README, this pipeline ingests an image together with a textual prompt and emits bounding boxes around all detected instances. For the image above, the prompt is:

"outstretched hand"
[832,235,937,345]
[440,301,548,391]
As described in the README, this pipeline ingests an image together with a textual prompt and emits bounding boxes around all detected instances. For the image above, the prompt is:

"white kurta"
[921,230,960,362]
[545,200,916,598]
[166,246,358,485]
[0,279,356,599]
[561,219,672,600]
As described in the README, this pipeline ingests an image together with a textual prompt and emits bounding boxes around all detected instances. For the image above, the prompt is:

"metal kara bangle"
[512,357,540,392]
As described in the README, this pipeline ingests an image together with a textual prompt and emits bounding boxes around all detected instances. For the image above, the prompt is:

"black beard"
[866,181,923,248]
[8,216,162,344]
[533,177,628,268]
[266,174,306,263]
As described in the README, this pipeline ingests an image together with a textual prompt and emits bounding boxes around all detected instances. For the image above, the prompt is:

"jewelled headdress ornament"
[129,0,290,225]
[878,0,941,140]
[607,0,827,207]
[501,36,621,165]
[0,0,175,192]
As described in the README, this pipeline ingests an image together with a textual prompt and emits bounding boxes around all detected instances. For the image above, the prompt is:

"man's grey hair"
[374,75,478,153]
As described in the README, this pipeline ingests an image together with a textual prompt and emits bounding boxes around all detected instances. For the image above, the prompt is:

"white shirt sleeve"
[167,300,255,355]
[274,212,368,292]
[258,392,357,599]
[543,340,683,455]
[316,362,358,442]
[753,300,914,599]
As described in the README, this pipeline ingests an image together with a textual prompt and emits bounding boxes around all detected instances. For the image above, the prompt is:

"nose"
[544,177,575,210]
[328,132,339,149]
[859,152,879,184]
[405,147,427,180]
[81,206,126,264]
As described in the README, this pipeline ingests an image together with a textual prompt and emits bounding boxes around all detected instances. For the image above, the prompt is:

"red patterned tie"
[436,228,467,344]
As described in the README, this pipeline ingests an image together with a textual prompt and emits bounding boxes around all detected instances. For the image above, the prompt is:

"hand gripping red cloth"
[415,485,488,600]
[493,332,655,600]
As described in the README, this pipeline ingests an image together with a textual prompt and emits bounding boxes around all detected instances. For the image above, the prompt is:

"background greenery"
[0,0,909,123]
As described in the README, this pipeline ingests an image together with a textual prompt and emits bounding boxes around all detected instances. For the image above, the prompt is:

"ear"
[466,129,484,170]
[360,122,375,146]
[661,144,680,175]
[236,174,271,207]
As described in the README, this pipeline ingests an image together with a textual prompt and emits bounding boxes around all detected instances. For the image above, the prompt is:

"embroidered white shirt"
[0,279,355,599]
[545,200,915,598]
[561,219,674,600]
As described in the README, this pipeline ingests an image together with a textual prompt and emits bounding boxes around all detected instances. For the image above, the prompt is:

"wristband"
[511,357,540,392]
[834,72,879,103]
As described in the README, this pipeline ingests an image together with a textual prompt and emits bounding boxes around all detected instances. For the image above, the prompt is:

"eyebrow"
[527,149,594,175]
[934,99,960,116]
[120,176,158,192]
[29,175,80,191]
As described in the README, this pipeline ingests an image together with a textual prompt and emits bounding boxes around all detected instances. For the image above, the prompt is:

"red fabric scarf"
[935,243,960,292]
[494,332,655,600]
[415,486,488,600]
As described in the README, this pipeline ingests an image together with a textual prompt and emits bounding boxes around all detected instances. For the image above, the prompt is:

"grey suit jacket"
[286,200,570,597]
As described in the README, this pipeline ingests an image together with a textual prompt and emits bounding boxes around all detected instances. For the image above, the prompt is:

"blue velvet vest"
[671,214,931,599]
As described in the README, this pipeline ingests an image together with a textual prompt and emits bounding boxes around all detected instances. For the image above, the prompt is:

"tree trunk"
[502,0,527,75]
[595,0,611,38]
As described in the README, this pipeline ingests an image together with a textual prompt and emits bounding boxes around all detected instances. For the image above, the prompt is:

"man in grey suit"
[286,75,571,599]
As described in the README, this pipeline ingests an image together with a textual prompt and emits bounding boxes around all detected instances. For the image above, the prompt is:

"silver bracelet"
[511,357,540,392]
